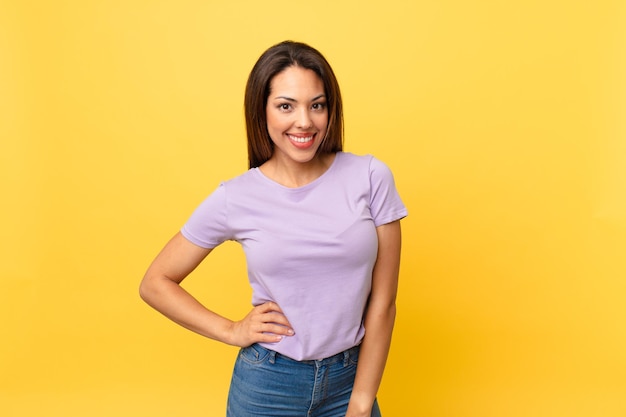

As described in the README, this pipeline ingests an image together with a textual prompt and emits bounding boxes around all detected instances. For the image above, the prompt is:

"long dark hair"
[244,41,344,169]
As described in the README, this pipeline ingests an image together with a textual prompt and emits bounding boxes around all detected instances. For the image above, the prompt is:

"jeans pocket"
[239,344,272,365]
[347,347,360,366]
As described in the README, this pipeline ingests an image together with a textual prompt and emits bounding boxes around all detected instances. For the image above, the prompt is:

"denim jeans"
[227,343,382,417]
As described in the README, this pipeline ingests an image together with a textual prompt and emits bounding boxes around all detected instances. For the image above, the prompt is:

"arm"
[139,232,294,347]
[346,220,402,417]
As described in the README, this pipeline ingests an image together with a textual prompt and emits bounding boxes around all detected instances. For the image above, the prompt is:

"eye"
[311,102,326,111]
[277,103,292,112]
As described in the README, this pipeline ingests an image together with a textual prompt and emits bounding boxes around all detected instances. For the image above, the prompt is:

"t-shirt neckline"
[253,152,342,192]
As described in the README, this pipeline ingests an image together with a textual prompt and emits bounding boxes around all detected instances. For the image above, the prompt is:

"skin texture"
[139,65,402,417]
[346,220,401,417]
[139,233,295,347]
[261,66,333,188]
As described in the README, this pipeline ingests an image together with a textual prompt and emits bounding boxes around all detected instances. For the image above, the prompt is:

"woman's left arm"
[346,220,402,417]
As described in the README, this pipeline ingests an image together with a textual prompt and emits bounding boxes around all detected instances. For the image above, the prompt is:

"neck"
[261,152,336,188]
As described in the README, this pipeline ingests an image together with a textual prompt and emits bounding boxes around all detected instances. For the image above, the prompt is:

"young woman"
[140,40,407,417]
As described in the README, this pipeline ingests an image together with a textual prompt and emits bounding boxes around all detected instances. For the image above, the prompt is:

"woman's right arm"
[139,232,294,346]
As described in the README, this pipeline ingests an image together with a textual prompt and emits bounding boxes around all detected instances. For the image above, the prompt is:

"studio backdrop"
[1,1,625,416]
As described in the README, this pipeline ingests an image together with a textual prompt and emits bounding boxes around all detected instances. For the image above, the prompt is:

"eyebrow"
[273,94,326,102]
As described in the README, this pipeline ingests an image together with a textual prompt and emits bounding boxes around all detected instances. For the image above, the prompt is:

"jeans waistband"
[253,343,360,366]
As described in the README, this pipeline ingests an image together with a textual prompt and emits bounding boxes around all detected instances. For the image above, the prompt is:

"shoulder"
[191,169,261,210]
[335,152,393,177]
[218,168,262,191]
[334,151,373,171]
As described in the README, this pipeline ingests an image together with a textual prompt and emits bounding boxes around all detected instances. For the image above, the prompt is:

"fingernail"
[287,329,294,335]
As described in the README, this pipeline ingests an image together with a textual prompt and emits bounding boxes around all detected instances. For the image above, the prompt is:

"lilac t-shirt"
[181,152,407,360]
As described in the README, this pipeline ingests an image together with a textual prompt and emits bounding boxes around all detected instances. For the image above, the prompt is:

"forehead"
[269,66,324,96]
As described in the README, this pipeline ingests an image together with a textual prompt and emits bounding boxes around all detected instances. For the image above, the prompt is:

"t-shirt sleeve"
[369,156,408,227]
[180,183,232,248]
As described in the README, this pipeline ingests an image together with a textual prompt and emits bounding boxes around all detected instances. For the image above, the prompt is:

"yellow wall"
[1,1,625,416]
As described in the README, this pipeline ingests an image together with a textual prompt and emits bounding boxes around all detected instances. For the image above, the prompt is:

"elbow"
[383,301,397,323]
[366,299,396,322]
[138,274,155,304]
[386,302,397,322]
[138,280,147,301]
[139,272,177,307]
[378,297,397,315]
[138,278,148,302]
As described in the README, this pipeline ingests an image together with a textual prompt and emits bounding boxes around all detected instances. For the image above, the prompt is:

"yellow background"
[1,1,625,416]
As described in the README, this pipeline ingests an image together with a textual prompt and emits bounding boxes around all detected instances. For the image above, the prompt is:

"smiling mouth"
[288,134,315,143]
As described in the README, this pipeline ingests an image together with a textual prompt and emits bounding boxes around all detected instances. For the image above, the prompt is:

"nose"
[295,108,313,129]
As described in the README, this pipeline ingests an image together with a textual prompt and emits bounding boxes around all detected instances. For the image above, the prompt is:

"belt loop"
[269,349,277,364]
[343,349,349,367]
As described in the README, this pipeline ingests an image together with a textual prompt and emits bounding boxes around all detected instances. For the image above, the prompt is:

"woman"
[140,40,407,417]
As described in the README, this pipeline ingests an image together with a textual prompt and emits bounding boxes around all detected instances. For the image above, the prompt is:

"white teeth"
[288,135,313,143]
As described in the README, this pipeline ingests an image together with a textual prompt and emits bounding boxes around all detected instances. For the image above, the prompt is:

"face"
[266,66,328,166]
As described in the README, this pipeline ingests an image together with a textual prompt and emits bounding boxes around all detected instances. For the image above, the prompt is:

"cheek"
[318,113,329,131]
[265,112,282,133]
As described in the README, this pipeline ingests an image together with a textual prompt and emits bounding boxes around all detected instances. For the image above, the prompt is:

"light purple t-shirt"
[181,152,407,360]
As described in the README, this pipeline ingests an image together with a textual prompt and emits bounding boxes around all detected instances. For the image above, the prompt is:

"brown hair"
[244,41,344,169]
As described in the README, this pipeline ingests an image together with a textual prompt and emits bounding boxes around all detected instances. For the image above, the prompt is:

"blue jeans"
[227,343,382,417]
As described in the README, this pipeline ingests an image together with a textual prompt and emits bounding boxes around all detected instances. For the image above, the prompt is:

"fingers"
[255,301,284,314]
[255,325,293,344]
[230,302,295,347]
[258,321,294,337]
[255,302,293,331]
[263,311,293,329]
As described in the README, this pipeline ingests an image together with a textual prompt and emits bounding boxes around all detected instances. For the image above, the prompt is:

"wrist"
[221,319,238,346]
[347,391,375,415]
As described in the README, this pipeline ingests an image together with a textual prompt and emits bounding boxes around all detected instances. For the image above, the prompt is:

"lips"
[288,134,315,143]
[287,133,316,149]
